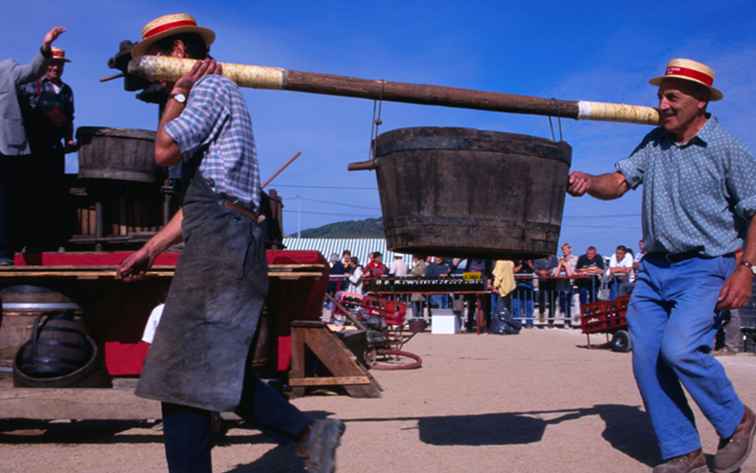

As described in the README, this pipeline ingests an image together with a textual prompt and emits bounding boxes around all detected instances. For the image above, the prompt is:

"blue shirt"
[165,75,260,209]
[615,117,756,257]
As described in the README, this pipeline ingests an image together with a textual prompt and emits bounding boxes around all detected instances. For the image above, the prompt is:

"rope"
[369,80,386,161]
[547,116,556,141]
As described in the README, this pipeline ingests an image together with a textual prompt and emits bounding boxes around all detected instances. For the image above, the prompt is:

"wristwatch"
[171,92,187,104]
[741,259,756,276]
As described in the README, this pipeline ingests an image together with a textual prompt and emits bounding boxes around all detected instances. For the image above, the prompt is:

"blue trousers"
[627,254,745,460]
[511,284,534,326]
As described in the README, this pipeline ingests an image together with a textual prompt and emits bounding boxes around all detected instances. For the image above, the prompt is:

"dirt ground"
[1,329,755,473]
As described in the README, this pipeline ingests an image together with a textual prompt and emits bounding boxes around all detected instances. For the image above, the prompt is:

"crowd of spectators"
[326,240,648,330]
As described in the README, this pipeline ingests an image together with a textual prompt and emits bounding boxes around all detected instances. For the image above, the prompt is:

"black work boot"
[298,418,346,473]
[652,449,707,473]
[713,406,756,473]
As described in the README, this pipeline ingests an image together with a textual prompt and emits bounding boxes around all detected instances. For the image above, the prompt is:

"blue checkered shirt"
[165,74,260,209]
[616,116,756,257]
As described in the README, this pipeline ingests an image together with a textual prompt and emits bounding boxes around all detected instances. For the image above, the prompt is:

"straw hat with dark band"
[649,58,723,101]
[131,13,215,59]
[50,48,71,63]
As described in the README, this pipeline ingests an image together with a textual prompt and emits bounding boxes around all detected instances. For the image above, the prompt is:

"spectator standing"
[512,259,535,327]
[388,254,407,277]
[534,255,558,325]
[18,47,76,251]
[409,255,427,319]
[346,256,364,296]
[364,251,388,278]
[426,256,450,310]
[576,246,605,304]
[608,245,634,300]
[341,250,354,275]
[328,252,346,295]
[633,239,646,275]
[464,258,490,330]
[553,243,578,325]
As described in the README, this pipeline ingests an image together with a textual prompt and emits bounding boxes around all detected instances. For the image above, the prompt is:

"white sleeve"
[621,254,634,268]
[141,304,165,344]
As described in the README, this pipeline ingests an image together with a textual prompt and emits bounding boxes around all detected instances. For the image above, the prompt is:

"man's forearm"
[586,172,630,200]
[741,216,756,266]
[143,209,184,258]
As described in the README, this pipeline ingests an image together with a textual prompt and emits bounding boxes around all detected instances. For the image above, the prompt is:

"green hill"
[295,218,385,238]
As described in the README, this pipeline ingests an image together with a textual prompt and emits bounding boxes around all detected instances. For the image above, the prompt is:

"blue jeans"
[628,254,745,460]
[609,277,632,300]
[557,286,573,322]
[511,284,534,326]
[429,295,448,308]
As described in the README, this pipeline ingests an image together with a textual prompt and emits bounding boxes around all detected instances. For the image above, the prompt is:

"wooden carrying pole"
[128,56,660,126]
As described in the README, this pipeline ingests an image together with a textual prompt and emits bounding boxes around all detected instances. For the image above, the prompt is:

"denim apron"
[135,172,268,412]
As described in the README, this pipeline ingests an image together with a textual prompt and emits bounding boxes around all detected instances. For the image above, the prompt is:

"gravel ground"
[1,329,755,473]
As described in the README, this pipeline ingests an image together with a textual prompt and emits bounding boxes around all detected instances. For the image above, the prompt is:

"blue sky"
[3,1,756,257]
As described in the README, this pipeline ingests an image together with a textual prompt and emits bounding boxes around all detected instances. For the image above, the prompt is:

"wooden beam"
[288,376,371,387]
[129,56,661,125]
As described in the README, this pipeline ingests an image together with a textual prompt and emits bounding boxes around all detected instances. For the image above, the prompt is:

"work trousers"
[627,254,745,460]
[163,374,311,473]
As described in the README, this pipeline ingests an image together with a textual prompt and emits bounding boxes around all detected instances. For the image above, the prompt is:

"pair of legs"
[578,277,600,305]
[557,285,573,324]
[511,283,535,327]
[628,254,745,460]
[537,280,556,324]
[162,373,311,473]
[0,151,67,261]
[609,276,632,300]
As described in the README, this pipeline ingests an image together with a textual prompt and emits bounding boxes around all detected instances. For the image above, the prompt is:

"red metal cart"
[579,295,632,352]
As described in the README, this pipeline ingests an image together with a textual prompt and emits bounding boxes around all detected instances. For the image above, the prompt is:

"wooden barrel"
[76,127,160,183]
[372,127,571,259]
[0,285,80,368]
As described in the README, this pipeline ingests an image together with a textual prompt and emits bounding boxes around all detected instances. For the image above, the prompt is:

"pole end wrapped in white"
[577,100,660,125]
[127,56,286,90]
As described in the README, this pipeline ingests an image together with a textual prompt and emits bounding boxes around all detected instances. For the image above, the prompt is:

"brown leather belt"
[223,200,264,223]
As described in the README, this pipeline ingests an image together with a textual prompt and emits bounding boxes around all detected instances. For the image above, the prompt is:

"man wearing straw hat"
[0,26,65,265]
[117,13,344,473]
[568,59,756,473]
[18,47,77,251]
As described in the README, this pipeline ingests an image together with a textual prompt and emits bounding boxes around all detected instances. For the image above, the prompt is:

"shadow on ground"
[347,403,658,466]
[0,410,333,447]
[0,405,658,470]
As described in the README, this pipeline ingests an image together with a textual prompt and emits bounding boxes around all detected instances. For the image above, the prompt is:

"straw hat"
[649,58,723,101]
[131,13,215,59]
[50,48,71,63]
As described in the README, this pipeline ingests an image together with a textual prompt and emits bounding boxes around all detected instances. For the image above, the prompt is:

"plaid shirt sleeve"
[164,75,227,156]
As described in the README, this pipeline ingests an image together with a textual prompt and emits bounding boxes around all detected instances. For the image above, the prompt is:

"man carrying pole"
[117,13,344,473]
[568,59,756,473]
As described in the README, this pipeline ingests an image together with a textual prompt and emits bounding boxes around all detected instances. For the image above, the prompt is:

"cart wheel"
[611,330,632,353]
